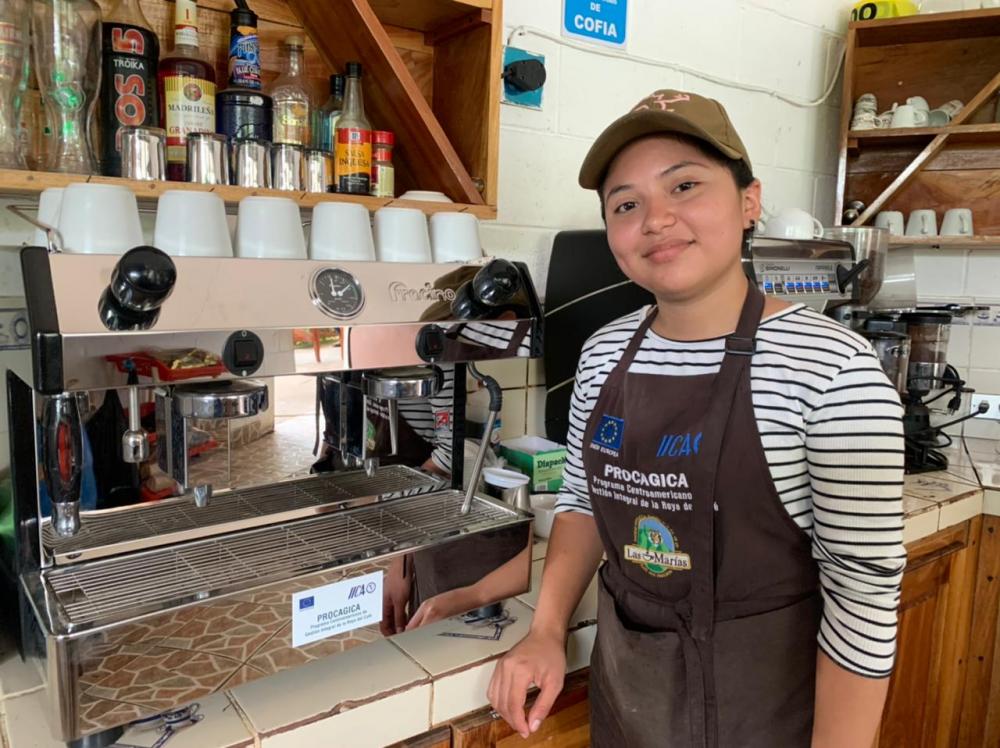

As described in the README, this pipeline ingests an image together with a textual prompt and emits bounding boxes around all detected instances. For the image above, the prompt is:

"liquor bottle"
[158,0,215,181]
[313,73,343,152]
[31,0,101,174]
[216,0,271,142]
[334,62,371,195]
[99,0,159,176]
[269,35,310,146]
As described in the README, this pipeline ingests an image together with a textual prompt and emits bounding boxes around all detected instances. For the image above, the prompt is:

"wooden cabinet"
[835,9,1000,244]
[449,670,590,748]
[877,518,982,748]
[6,0,502,217]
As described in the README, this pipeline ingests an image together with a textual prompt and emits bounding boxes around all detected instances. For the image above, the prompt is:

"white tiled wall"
[488,0,856,442]
[915,247,1000,441]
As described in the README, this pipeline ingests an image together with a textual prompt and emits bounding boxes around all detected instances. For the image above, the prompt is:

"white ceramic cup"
[906,209,938,236]
[939,99,965,118]
[235,196,307,259]
[875,111,895,128]
[891,104,919,128]
[928,108,951,127]
[429,212,483,263]
[856,92,878,109]
[154,191,232,257]
[906,96,930,112]
[309,202,376,261]
[57,183,144,254]
[32,187,63,246]
[374,206,432,263]
[874,210,905,235]
[851,111,877,130]
[759,208,824,240]
[941,208,974,236]
[399,190,452,203]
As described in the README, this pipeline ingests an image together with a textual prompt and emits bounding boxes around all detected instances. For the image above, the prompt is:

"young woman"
[487,90,905,747]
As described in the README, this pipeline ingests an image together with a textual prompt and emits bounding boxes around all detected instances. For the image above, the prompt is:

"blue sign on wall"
[562,0,628,48]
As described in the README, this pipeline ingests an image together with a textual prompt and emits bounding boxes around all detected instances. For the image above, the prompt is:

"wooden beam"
[851,70,1000,226]
[834,26,857,225]
[286,0,484,204]
[426,9,491,46]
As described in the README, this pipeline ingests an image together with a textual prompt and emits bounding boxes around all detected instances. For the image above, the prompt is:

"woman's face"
[601,136,761,301]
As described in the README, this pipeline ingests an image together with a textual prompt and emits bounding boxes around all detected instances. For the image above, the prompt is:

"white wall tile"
[0,248,23,297]
[556,46,685,141]
[755,166,817,217]
[774,101,839,176]
[528,358,545,387]
[914,248,969,299]
[629,0,746,81]
[746,0,854,33]
[525,386,546,437]
[496,128,598,230]
[479,223,558,301]
[965,250,1000,299]
[947,319,973,371]
[473,359,528,390]
[503,4,562,35]
[739,9,835,102]
[813,174,838,226]
[970,326,1000,371]
[499,388,528,440]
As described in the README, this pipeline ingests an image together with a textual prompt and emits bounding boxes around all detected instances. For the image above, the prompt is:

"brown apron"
[583,282,821,748]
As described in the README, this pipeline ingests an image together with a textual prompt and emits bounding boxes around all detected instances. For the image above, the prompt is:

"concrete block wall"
[484,0,856,444]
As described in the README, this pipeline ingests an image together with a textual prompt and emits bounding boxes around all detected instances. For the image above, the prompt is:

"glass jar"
[31,0,101,174]
[0,0,30,169]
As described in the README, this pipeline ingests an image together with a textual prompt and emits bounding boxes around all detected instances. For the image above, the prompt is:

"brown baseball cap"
[578,89,752,191]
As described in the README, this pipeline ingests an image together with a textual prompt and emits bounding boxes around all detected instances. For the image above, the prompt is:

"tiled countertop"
[4,440,999,748]
[0,539,597,748]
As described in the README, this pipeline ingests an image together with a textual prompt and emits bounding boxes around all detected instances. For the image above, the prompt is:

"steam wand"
[460,363,502,515]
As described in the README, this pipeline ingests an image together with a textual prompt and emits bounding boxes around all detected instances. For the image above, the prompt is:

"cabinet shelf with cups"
[0,168,497,218]
[1,0,503,217]
[835,8,1000,243]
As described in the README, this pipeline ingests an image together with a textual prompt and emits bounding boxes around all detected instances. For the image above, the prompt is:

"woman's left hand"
[406,586,479,630]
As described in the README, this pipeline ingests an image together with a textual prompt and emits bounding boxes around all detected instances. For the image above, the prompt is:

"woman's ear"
[742,179,763,229]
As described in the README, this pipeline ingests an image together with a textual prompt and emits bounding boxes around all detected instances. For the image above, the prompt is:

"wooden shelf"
[0,169,496,218]
[851,7,1000,47]
[887,235,1000,248]
[848,123,1000,146]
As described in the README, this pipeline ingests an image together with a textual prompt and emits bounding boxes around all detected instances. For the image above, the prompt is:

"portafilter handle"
[42,394,83,537]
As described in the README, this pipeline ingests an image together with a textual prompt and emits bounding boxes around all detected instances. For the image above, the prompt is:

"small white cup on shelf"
[32,187,64,246]
[429,212,483,263]
[309,202,376,262]
[874,211,905,235]
[57,183,143,254]
[905,209,938,237]
[235,196,307,259]
[374,206,432,263]
[941,208,973,237]
[155,190,232,257]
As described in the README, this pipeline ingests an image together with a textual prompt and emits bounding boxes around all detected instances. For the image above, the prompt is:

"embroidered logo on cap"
[592,414,625,451]
[624,515,691,577]
[632,91,691,113]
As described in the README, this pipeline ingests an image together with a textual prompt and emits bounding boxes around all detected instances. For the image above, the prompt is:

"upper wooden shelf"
[850,7,1000,46]
[848,122,1000,146]
[367,0,492,32]
[0,169,496,218]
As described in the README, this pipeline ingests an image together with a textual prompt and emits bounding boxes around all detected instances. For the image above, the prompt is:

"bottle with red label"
[99,0,159,177]
[158,0,216,181]
[334,61,371,194]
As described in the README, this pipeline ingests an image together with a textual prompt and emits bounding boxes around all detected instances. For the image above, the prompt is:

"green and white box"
[500,436,567,492]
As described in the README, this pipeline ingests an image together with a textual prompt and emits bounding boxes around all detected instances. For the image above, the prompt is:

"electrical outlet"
[970,393,1000,420]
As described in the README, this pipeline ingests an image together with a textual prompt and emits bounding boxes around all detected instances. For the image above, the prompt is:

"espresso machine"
[6,245,541,746]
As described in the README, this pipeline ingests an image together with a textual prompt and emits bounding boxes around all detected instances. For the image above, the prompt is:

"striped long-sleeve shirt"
[555,303,906,678]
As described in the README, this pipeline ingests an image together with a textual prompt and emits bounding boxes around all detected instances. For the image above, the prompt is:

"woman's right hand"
[487,628,566,739]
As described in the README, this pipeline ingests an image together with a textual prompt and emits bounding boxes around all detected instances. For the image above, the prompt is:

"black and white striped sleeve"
[805,347,906,678]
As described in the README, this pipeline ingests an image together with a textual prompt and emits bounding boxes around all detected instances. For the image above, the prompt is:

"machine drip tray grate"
[43,466,443,564]
[43,490,520,627]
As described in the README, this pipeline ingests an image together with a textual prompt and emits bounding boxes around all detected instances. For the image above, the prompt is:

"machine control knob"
[110,246,177,312]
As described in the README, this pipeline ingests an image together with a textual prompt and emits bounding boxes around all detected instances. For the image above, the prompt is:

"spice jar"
[370,129,394,198]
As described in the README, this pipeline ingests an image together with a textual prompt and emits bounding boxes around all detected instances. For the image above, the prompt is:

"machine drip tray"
[40,489,524,631]
[42,465,444,564]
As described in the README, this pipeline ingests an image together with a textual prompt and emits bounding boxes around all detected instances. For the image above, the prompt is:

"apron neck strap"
[723,279,764,358]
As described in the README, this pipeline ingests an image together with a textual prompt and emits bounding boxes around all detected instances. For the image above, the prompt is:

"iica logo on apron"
[624,515,692,577]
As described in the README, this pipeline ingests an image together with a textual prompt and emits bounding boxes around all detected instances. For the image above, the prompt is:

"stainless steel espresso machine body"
[7,248,542,746]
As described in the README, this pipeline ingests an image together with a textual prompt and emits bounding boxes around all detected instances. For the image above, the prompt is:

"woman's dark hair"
[598,132,755,220]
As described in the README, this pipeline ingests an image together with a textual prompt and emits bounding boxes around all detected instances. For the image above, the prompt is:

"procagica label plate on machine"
[292,570,383,647]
